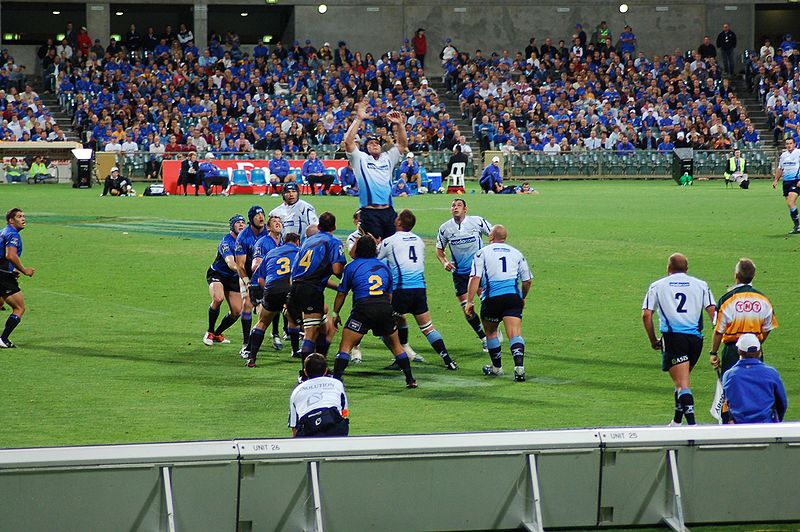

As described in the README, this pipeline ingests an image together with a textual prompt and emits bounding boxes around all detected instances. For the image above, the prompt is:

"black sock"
[1,313,20,340]
[395,352,414,382]
[465,312,486,339]
[673,390,684,424]
[316,337,330,356]
[791,208,799,226]
[213,313,239,336]
[425,330,453,364]
[249,328,266,361]
[271,314,280,336]
[241,312,252,344]
[510,338,525,368]
[398,325,409,345]
[678,390,696,425]
[208,306,220,333]
[288,327,301,354]
[333,351,350,380]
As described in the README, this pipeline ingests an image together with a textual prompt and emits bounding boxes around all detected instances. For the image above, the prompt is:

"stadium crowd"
[0,18,764,175]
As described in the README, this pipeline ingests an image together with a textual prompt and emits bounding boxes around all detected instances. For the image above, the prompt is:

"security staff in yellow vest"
[724,148,749,189]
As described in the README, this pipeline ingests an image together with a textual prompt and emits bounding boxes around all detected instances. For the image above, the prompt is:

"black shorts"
[248,285,264,307]
[480,294,524,322]
[782,180,800,197]
[206,268,239,293]
[0,272,20,297]
[452,273,470,296]
[296,407,349,438]
[360,207,397,240]
[392,288,429,316]
[661,332,703,372]
[262,289,289,312]
[345,297,397,337]
[287,282,325,320]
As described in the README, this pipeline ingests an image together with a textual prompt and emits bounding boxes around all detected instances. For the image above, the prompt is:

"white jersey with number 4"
[377,230,425,289]
[642,272,715,337]
[779,148,800,181]
[470,242,532,299]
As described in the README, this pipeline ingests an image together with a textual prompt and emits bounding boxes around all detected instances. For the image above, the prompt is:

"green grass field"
[1,180,798,449]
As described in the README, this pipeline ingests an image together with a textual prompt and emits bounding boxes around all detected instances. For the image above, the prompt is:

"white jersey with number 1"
[470,242,532,299]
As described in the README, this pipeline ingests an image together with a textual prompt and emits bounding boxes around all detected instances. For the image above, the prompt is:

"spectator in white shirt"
[104,138,123,154]
[542,137,561,155]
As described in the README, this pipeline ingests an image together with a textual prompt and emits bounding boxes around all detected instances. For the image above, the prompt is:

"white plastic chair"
[447,162,466,193]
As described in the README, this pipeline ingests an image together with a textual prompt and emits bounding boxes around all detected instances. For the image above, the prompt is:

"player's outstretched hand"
[355,102,369,121]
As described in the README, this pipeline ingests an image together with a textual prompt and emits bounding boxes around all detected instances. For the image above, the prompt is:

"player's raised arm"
[344,102,368,153]
[388,110,408,153]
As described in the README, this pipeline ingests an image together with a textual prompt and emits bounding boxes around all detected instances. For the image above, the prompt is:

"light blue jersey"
[778,148,800,181]
[377,230,426,289]
[470,242,532,299]
[347,146,402,207]
[642,272,715,337]
[436,215,492,275]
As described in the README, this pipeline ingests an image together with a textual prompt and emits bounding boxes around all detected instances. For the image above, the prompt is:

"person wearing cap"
[199,153,229,196]
[642,253,717,426]
[722,334,787,423]
[398,152,422,191]
[479,156,503,193]
[178,151,201,195]
[710,258,778,378]
[203,214,246,346]
[101,166,134,196]
[234,206,268,350]
[301,149,332,195]
[344,101,408,240]
[289,353,350,437]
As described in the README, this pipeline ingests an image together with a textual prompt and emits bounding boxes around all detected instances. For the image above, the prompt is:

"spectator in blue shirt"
[619,25,637,55]
[479,156,503,193]
[398,152,422,190]
[268,149,294,187]
[391,179,409,197]
[657,133,675,152]
[301,149,333,195]
[722,334,787,424]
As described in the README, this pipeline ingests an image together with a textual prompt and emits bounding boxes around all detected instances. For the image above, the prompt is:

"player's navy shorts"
[661,332,703,371]
[287,282,325,320]
[452,273,470,296]
[0,271,21,297]
[206,268,239,293]
[346,297,397,337]
[360,207,397,240]
[248,285,265,307]
[480,294,524,322]
[261,289,289,313]
[782,179,800,197]
[392,288,429,315]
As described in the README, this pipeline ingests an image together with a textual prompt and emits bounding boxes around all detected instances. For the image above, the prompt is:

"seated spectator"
[199,153,229,196]
[398,153,422,190]
[101,166,135,196]
[27,155,50,183]
[4,157,24,183]
[302,149,332,195]
[340,160,358,196]
[178,151,201,196]
[147,137,166,179]
[722,334,787,424]
[391,178,409,197]
[479,156,502,193]
[268,149,294,187]
[724,148,749,188]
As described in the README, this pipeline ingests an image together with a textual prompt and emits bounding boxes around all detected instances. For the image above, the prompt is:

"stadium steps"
[731,78,772,146]
[428,78,480,155]
[32,77,82,142]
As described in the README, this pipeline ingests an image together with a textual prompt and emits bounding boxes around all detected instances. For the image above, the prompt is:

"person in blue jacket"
[268,149,294,189]
[398,152,422,190]
[301,149,333,195]
[340,160,359,196]
[479,156,502,193]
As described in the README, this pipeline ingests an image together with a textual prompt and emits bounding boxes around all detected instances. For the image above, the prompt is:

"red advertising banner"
[161,159,348,195]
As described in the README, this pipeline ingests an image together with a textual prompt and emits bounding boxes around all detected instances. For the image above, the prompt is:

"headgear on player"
[229,214,246,232]
[247,205,265,225]
[282,182,300,205]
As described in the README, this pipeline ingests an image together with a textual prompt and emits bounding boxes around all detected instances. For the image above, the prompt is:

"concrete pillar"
[86,4,110,45]
[194,1,208,51]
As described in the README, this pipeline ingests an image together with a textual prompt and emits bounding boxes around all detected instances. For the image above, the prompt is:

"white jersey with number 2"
[642,272,715,337]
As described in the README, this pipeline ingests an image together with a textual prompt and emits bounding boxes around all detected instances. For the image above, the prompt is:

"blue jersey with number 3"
[256,243,299,291]
[338,258,393,303]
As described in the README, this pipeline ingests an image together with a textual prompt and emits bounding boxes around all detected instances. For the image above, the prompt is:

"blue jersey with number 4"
[291,231,346,290]
[338,257,393,303]
[377,231,425,289]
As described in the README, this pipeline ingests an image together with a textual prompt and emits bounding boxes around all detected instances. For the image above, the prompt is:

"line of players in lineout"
[204,185,532,387]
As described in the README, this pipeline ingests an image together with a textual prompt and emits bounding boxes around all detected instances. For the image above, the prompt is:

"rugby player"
[203,214,246,346]
[772,137,800,234]
[234,205,267,348]
[0,208,35,348]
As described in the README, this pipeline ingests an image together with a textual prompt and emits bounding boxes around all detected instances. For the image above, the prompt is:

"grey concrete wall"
[5,46,39,75]
[86,3,111,45]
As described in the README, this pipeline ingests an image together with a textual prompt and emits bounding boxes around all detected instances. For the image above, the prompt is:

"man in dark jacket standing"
[716,23,737,75]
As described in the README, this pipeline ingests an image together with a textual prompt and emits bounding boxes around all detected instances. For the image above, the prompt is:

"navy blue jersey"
[255,243,299,292]
[338,257,393,303]
[0,224,22,274]
[234,225,267,277]
[290,231,346,291]
[250,233,282,286]
[209,232,239,278]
